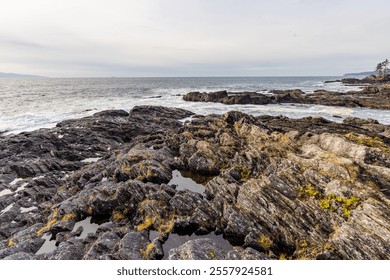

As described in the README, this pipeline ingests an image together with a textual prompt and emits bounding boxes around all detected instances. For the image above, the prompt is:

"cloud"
[6,40,47,49]
[0,0,389,76]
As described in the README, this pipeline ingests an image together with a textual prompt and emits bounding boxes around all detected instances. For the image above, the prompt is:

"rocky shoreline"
[183,85,390,110]
[0,105,389,260]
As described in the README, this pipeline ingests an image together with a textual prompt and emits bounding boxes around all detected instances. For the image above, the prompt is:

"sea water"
[1,77,389,135]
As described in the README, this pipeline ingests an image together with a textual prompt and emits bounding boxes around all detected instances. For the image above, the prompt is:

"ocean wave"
[1,77,389,135]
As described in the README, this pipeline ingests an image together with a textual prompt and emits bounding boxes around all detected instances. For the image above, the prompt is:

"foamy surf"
[0,77,388,135]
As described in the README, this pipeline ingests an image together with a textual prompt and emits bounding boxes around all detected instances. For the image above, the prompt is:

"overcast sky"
[0,0,389,77]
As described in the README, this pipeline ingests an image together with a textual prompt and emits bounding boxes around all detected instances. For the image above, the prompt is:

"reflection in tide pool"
[168,169,206,194]
[72,217,100,239]
[35,233,56,255]
[35,216,100,255]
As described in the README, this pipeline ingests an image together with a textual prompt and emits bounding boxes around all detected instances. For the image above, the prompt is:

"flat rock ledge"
[0,105,389,260]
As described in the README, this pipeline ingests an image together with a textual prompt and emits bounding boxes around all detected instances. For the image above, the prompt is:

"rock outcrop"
[0,106,389,260]
[183,87,390,110]
[340,74,390,85]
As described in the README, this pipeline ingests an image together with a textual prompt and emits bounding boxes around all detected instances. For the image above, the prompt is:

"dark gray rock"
[83,231,121,260]
[226,247,271,260]
[116,231,149,260]
[3,252,37,260]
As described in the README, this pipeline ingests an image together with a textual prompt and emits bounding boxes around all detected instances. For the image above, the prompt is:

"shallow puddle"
[35,233,56,255]
[16,183,28,192]
[35,217,100,256]
[20,206,38,213]
[0,189,12,197]
[1,182,28,198]
[0,203,14,216]
[178,116,195,124]
[72,217,100,239]
[81,157,101,163]
[10,178,24,186]
[168,169,206,194]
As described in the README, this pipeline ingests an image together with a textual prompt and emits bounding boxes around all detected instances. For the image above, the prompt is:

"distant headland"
[343,71,377,77]
[0,72,45,78]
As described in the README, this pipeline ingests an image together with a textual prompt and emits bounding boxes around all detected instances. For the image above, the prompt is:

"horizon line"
[5,74,345,79]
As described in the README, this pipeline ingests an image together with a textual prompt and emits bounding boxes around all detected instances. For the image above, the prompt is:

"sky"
[0,0,389,77]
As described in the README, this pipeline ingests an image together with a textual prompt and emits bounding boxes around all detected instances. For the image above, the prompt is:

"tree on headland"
[383,59,389,75]
[376,63,383,76]
[375,59,389,77]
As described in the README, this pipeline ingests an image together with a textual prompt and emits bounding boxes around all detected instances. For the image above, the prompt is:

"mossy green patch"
[319,194,361,218]
[297,183,321,199]
[345,133,388,151]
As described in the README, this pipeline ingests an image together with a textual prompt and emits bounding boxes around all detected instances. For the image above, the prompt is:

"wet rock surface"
[0,105,389,259]
[183,86,390,110]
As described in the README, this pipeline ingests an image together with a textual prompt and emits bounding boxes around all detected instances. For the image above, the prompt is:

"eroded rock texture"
[0,106,389,260]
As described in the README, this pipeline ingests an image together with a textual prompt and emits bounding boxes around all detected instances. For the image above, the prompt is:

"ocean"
[1,76,389,135]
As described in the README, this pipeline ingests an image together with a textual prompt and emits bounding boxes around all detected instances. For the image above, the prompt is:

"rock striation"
[0,105,389,260]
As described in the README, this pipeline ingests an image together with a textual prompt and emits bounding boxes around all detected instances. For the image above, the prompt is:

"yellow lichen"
[258,235,273,250]
[295,239,309,259]
[279,253,288,260]
[296,241,334,259]
[141,243,156,259]
[146,169,154,178]
[182,131,193,138]
[36,209,77,237]
[87,206,94,215]
[120,163,132,172]
[297,183,321,199]
[137,216,154,231]
[209,250,216,260]
[8,238,15,247]
[319,194,361,218]
[136,212,175,234]
[345,133,388,150]
[298,240,308,248]
[157,213,175,234]
[234,165,252,181]
[136,175,145,181]
[112,211,126,221]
